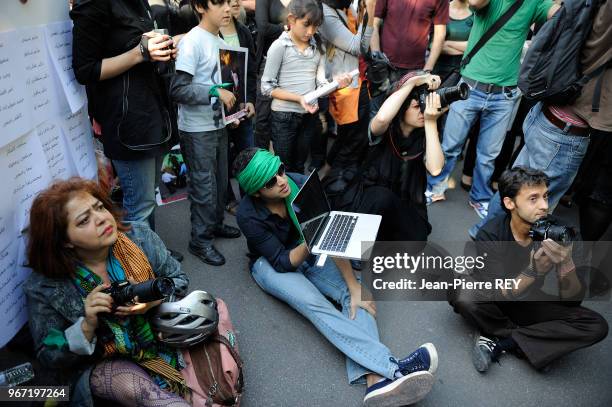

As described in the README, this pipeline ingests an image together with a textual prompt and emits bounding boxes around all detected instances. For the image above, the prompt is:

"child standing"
[170,0,242,267]
[261,0,351,174]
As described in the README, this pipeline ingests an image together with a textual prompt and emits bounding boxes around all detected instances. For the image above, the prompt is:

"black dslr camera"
[103,277,175,307]
[529,218,576,244]
[416,82,470,113]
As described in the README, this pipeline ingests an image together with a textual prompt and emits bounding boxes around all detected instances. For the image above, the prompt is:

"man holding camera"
[449,167,608,373]
[427,0,560,218]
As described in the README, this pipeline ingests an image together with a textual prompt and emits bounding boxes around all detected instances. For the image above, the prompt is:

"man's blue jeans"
[113,155,162,229]
[251,257,399,384]
[472,102,591,234]
[428,79,521,203]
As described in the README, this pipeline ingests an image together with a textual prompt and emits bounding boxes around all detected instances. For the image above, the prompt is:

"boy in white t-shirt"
[170,0,241,266]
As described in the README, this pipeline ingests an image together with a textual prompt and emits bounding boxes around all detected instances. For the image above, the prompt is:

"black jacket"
[71,0,173,160]
[232,18,257,105]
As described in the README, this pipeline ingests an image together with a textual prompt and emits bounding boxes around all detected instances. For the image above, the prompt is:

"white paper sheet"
[0,29,33,148]
[19,26,59,126]
[45,20,86,113]
[38,120,76,180]
[1,131,53,232]
[61,107,97,180]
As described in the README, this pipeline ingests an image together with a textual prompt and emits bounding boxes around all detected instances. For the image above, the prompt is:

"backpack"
[182,298,243,406]
[518,0,607,109]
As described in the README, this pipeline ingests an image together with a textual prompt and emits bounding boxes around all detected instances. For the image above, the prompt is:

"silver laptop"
[291,171,381,260]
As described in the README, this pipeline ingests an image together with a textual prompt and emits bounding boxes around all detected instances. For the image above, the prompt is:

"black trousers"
[449,296,608,369]
[327,82,370,170]
[255,63,272,149]
[353,185,430,241]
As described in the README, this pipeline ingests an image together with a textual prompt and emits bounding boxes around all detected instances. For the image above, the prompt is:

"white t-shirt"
[176,26,227,132]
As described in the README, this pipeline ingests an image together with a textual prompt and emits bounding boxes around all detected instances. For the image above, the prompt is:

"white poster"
[61,107,97,180]
[19,26,59,126]
[45,20,86,113]
[38,120,76,180]
[2,131,53,233]
[0,29,32,148]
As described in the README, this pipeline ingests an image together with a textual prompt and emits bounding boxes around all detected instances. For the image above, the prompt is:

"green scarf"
[236,149,303,241]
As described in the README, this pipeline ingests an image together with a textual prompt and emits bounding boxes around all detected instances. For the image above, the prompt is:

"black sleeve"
[70,0,111,85]
[256,0,284,41]
[240,23,258,104]
[170,71,212,106]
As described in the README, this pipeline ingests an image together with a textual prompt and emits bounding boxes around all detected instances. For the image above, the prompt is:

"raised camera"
[529,218,575,244]
[103,277,175,307]
[417,82,470,113]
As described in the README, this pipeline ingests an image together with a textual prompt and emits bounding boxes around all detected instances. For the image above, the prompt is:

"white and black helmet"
[151,290,219,347]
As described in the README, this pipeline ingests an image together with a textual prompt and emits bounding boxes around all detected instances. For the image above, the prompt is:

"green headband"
[236,149,281,195]
[236,149,304,243]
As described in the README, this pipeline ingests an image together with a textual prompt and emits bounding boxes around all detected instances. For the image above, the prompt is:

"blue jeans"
[113,155,162,229]
[251,257,399,384]
[428,79,521,203]
[472,102,591,233]
[180,129,228,246]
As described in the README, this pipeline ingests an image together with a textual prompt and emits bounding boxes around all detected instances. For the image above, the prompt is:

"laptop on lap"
[291,171,381,260]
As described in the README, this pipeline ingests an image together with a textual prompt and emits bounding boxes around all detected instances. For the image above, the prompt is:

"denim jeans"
[179,129,228,246]
[113,155,162,229]
[427,79,521,203]
[229,118,254,153]
[472,102,591,233]
[270,111,317,174]
[251,257,399,384]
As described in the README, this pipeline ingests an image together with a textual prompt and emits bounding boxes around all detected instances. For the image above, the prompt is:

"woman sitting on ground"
[24,178,192,406]
[325,72,445,241]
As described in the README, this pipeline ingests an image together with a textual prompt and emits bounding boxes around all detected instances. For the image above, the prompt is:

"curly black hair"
[232,147,260,178]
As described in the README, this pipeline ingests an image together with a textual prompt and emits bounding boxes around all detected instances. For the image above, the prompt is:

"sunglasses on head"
[264,164,286,189]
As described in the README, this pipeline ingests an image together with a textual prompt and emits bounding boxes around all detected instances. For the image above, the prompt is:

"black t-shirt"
[474,214,534,284]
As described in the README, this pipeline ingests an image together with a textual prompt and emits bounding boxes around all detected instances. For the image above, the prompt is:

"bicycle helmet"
[150,290,219,347]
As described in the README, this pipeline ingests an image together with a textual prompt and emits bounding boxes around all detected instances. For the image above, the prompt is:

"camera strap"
[459,0,525,70]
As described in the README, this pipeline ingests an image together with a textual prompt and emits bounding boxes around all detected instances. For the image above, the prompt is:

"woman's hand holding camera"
[142,31,177,62]
[423,92,447,122]
[115,297,164,317]
[409,73,441,90]
[81,283,113,339]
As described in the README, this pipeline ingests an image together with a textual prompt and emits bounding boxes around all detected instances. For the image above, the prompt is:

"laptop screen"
[291,171,331,244]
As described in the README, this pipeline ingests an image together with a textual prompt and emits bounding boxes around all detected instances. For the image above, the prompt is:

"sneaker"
[425,190,446,206]
[472,335,499,373]
[397,343,438,375]
[468,224,479,241]
[363,371,435,407]
[468,200,489,219]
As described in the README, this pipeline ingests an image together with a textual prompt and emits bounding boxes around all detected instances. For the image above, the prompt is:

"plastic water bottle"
[0,362,35,387]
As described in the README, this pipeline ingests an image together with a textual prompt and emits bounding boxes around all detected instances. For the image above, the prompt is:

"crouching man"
[234,148,438,406]
[450,167,608,372]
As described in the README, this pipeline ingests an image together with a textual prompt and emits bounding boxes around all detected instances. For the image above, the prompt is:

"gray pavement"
[155,171,612,407]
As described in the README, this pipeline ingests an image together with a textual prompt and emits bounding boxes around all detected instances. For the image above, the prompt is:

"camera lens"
[438,82,470,108]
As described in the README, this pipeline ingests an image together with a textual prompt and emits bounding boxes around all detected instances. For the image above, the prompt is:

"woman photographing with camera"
[23,179,194,406]
[326,72,446,241]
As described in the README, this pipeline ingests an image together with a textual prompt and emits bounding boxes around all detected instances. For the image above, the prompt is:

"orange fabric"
[329,8,361,125]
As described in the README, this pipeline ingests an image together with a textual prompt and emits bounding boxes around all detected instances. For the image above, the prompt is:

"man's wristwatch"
[139,35,151,62]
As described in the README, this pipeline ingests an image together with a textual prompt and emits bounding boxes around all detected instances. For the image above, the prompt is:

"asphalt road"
[154,168,612,407]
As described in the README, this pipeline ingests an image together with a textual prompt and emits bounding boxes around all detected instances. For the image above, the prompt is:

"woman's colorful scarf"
[72,232,188,397]
[236,149,303,241]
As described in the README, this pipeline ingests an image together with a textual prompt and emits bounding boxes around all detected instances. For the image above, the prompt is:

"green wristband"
[209,82,233,98]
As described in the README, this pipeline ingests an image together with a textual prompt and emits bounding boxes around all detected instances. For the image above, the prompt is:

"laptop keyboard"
[319,214,358,253]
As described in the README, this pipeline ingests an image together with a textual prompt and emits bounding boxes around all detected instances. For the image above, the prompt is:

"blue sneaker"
[363,371,435,407]
[468,200,489,219]
[397,343,438,376]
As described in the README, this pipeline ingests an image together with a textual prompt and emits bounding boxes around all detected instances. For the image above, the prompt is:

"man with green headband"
[234,148,439,407]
